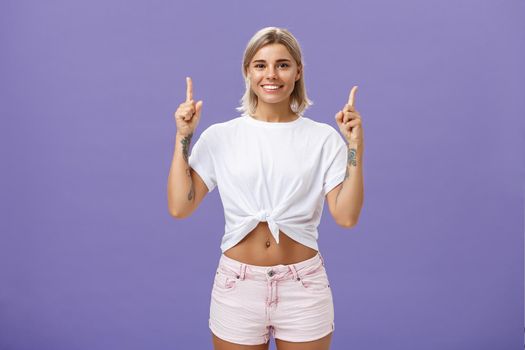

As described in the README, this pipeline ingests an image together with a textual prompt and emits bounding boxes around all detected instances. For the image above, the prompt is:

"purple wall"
[1,0,523,349]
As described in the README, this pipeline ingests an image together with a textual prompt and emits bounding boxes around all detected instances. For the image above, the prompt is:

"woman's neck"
[252,100,297,123]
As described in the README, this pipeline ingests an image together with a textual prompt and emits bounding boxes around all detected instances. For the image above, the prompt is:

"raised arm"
[326,86,365,227]
[167,77,208,218]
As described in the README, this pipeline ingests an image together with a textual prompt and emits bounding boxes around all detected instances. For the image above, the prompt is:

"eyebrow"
[252,59,292,63]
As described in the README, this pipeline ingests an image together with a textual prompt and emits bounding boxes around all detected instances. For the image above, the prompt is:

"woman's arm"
[327,142,364,227]
[327,86,364,227]
[168,77,208,218]
[167,133,209,218]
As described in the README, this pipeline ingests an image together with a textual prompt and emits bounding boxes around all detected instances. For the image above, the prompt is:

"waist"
[218,249,326,282]
[223,222,318,265]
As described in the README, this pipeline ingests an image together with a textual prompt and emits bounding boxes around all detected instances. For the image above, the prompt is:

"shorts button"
[268,270,275,277]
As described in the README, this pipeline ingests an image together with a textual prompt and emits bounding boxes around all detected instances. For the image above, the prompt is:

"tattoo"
[181,133,193,163]
[180,133,194,201]
[186,167,195,201]
[187,182,195,201]
[348,147,357,166]
[337,147,359,203]
[344,147,357,181]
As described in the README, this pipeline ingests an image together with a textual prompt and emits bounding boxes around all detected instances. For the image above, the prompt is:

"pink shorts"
[208,251,335,345]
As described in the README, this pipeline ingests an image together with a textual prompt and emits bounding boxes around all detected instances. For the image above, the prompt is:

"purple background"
[1,0,523,349]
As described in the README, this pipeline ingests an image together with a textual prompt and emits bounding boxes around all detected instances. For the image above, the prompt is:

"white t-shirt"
[188,112,348,253]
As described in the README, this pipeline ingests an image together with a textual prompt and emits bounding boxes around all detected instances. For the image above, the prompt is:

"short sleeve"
[322,128,348,196]
[188,132,217,193]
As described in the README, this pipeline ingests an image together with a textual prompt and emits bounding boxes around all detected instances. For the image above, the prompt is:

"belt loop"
[318,252,325,267]
[239,264,247,280]
[289,264,299,281]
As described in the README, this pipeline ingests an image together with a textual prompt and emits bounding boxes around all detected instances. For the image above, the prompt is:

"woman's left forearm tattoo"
[345,147,357,180]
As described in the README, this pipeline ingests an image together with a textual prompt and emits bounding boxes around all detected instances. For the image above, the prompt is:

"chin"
[259,97,288,104]
[257,92,292,104]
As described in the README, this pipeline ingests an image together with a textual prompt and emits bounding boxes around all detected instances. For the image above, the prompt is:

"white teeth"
[262,85,281,90]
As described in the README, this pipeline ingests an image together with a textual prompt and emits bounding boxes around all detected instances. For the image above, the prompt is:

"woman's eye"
[253,63,289,69]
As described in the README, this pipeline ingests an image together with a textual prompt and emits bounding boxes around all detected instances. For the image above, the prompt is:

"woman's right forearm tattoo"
[180,133,195,201]
[181,133,193,163]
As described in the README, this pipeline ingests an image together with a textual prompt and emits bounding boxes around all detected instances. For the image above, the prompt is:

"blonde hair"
[236,27,313,116]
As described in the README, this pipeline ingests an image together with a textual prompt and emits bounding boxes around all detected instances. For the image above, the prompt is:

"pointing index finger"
[186,77,193,102]
[347,85,358,107]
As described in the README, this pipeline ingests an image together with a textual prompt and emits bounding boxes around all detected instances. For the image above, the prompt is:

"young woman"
[168,27,364,350]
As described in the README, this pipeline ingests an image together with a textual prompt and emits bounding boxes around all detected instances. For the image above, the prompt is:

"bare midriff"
[223,222,318,266]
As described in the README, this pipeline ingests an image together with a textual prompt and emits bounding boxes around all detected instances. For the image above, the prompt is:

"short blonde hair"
[236,27,313,116]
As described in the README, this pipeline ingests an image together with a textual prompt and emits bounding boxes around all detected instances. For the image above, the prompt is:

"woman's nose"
[266,66,277,79]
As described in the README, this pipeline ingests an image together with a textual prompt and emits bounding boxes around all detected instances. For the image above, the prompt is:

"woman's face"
[247,43,301,108]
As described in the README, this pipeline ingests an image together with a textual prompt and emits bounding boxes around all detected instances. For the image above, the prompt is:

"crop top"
[188,112,348,253]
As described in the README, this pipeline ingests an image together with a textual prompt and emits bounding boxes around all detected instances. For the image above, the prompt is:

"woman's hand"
[334,86,363,146]
[174,77,203,137]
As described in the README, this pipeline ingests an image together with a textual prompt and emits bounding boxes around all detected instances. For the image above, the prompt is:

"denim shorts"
[208,251,335,345]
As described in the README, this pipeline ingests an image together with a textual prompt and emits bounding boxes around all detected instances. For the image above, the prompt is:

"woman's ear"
[295,66,302,81]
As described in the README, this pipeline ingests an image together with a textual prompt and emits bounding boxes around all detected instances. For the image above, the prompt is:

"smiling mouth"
[261,84,284,92]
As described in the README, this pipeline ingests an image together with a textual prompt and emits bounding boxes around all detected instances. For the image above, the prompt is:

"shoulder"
[196,116,245,142]
[301,116,342,141]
